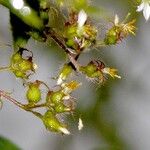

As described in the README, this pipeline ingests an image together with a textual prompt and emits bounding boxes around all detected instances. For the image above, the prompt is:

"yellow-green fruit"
[50,91,64,104]
[55,104,71,113]
[42,110,63,132]
[26,85,41,103]
[80,63,97,77]
[13,70,26,79]
[19,60,32,71]
[104,28,118,45]
[11,53,22,63]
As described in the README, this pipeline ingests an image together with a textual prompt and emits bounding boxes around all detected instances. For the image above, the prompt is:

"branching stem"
[0,90,43,118]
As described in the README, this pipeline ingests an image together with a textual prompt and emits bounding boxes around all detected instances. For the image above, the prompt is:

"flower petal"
[143,3,150,20]
[77,10,87,28]
[59,127,70,135]
[78,118,84,131]
[137,2,144,12]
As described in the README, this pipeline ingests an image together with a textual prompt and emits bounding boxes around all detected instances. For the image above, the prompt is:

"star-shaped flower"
[137,0,150,21]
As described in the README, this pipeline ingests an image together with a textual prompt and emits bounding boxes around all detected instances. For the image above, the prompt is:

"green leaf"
[0,136,21,150]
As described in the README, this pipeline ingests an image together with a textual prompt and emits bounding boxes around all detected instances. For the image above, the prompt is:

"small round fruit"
[26,84,41,103]
[12,53,22,63]
[13,70,26,79]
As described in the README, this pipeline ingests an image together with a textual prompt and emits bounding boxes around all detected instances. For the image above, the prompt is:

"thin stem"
[0,90,24,109]
[0,66,10,71]
[68,54,80,71]
[25,109,43,118]
[23,103,47,109]
[44,28,81,70]
[45,28,72,54]
[38,80,50,91]
[0,90,43,118]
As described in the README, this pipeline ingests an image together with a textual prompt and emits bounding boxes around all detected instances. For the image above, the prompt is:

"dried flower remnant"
[102,68,121,79]
[9,48,37,79]
[104,14,136,45]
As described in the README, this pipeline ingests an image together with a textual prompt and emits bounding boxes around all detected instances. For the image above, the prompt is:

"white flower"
[57,76,63,85]
[77,10,87,28]
[78,118,83,131]
[137,0,150,21]
[59,127,70,135]
[114,14,119,25]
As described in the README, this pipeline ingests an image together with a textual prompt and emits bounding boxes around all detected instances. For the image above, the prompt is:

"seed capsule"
[42,110,70,134]
[50,91,64,105]
[26,83,41,103]
[19,60,33,71]
[80,62,97,77]
[11,52,22,63]
[13,70,26,79]
[54,103,71,113]
[104,27,118,45]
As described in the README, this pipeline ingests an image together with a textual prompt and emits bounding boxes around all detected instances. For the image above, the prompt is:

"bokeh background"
[0,0,150,150]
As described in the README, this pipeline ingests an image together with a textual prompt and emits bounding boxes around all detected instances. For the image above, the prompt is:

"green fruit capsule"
[19,60,32,71]
[11,53,22,63]
[80,63,97,77]
[50,91,64,105]
[42,110,61,132]
[13,70,26,79]
[42,110,70,134]
[26,84,41,103]
[66,39,75,47]
[104,28,118,45]
[55,103,71,113]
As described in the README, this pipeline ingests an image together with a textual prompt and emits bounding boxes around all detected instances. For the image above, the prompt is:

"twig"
[0,66,10,71]
[44,28,81,70]
[0,90,24,109]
